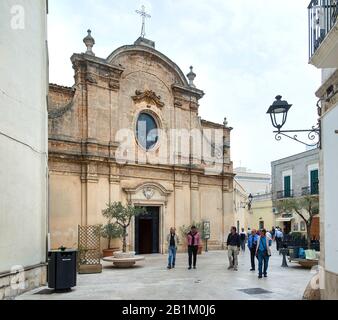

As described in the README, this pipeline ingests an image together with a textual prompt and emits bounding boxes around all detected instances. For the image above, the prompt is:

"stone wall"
[0,265,47,300]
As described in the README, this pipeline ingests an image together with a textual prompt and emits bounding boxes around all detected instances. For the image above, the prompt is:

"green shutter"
[310,170,319,194]
[284,176,291,197]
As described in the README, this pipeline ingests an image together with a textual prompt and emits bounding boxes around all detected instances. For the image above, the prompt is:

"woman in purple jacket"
[187,226,201,270]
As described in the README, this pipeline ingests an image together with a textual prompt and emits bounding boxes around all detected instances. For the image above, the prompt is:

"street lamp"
[267,95,321,148]
[248,193,253,211]
[266,95,292,132]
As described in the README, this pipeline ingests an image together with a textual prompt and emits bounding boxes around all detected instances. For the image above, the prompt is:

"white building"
[0,0,48,299]
[308,0,338,300]
[234,167,271,196]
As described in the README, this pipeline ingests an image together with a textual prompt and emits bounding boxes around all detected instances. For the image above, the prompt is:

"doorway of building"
[135,206,160,254]
[283,221,291,234]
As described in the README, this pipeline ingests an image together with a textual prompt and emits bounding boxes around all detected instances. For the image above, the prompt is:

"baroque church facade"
[48,31,235,253]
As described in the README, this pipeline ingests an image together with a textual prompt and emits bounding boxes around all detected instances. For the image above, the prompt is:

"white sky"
[48,0,321,173]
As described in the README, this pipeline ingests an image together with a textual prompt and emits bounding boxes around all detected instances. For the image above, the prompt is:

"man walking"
[247,229,259,271]
[167,227,179,269]
[187,226,200,270]
[226,226,241,271]
[239,228,247,252]
[275,227,283,251]
[256,229,271,278]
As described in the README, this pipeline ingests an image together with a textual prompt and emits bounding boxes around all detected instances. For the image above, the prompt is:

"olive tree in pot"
[99,223,123,258]
[102,202,146,258]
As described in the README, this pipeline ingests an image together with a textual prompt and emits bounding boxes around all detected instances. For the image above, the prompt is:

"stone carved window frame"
[133,106,163,153]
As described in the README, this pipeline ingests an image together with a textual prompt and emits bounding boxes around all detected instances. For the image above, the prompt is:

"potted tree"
[102,202,146,258]
[99,222,123,258]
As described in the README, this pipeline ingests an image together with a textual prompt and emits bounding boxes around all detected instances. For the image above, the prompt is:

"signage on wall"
[203,221,211,240]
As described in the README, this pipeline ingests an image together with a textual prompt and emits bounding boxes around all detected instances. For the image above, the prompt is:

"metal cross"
[135,5,151,38]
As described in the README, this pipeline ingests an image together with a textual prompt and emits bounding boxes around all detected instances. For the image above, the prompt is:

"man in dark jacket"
[247,229,259,271]
[226,226,241,271]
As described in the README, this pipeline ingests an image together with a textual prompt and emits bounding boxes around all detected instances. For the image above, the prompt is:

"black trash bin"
[48,250,77,290]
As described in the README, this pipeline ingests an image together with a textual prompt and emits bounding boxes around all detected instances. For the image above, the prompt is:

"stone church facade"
[48,32,235,253]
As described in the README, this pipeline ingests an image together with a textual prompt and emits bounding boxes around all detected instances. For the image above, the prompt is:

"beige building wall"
[0,0,48,300]
[251,196,274,231]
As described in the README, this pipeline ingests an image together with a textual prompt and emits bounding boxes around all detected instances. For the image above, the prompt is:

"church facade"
[48,32,235,253]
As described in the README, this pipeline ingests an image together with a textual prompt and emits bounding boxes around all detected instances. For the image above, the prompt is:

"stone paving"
[17,248,313,300]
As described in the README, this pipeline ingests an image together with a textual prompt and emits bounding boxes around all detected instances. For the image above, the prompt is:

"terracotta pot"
[102,248,119,258]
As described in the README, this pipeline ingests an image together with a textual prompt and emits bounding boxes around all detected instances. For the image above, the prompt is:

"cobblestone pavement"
[17,248,313,300]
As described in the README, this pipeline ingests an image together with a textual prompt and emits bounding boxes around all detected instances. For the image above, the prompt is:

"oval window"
[136,112,159,150]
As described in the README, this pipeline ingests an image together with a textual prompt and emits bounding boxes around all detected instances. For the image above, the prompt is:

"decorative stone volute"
[83,29,95,56]
[187,66,196,88]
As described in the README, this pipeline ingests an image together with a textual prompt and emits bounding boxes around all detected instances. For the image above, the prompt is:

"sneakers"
[233,268,238,271]
[227,265,233,270]
[167,265,171,270]
[250,269,255,271]
[264,274,268,278]
[258,275,263,279]
[188,266,192,270]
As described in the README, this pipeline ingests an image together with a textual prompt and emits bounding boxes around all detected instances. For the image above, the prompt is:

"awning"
[276,217,294,222]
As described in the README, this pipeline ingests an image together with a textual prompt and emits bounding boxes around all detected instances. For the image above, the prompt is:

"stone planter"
[102,248,120,258]
[103,251,144,268]
[113,251,136,259]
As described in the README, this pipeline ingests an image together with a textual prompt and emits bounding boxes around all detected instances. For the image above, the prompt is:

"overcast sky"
[48,0,321,173]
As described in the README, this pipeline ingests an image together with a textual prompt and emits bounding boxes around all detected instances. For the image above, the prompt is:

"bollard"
[280,248,288,267]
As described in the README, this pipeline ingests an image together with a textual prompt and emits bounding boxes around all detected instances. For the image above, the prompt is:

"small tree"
[102,202,146,253]
[99,223,123,249]
[276,195,319,249]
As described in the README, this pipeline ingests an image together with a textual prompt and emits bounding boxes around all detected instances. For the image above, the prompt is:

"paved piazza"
[18,248,313,300]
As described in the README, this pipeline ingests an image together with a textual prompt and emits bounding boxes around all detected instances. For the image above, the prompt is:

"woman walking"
[255,229,271,279]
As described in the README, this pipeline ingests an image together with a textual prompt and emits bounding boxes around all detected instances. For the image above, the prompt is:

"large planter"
[102,248,120,258]
[113,251,136,259]
[103,251,144,268]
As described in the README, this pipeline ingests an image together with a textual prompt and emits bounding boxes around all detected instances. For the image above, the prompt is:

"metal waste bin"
[48,250,77,290]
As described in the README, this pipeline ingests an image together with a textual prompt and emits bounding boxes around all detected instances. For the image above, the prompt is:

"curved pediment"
[106,43,189,88]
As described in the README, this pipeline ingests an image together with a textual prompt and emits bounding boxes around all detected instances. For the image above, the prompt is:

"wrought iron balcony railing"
[276,190,294,200]
[308,0,338,58]
[301,185,319,196]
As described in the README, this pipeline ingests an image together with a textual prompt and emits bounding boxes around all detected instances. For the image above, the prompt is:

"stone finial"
[223,117,228,127]
[187,66,196,87]
[83,29,95,56]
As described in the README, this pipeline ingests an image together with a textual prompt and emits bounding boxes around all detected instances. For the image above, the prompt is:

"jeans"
[240,240,246,252]
[188,245,198,267]
[257,250,269,276]
[168,245,177,267]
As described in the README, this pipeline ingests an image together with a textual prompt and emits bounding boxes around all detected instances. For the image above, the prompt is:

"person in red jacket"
[187,226,201,270]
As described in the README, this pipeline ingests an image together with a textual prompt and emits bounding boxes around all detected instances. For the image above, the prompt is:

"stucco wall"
[0,0,48,273]
[322,104,338,275]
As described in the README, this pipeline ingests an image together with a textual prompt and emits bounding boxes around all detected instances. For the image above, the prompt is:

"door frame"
[135,206,160,254]
[130,203,165,254]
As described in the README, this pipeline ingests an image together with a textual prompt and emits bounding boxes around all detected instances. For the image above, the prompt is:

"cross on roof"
[135,5,151,38]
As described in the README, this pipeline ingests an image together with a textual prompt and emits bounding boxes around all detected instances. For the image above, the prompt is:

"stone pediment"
[132,90,165,109]
[122,181,173,206]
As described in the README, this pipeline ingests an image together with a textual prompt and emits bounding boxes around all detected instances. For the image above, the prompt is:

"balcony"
[301,184,319,195]
[308,0,338,68]
[276,190,294,199]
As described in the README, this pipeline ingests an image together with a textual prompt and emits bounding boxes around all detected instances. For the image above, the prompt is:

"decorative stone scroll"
[132,90,165,109]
